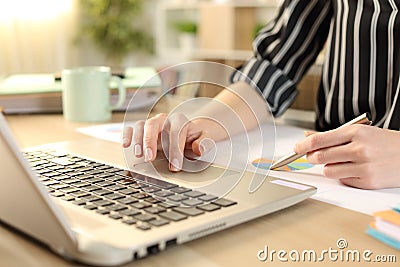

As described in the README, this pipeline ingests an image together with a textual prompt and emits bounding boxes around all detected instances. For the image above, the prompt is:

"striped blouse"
[231,0,400,131]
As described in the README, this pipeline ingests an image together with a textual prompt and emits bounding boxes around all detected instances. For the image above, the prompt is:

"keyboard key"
[120,209,141,217]
[42,172,61,178]
[47,151,68,157]
[49,157,75,166]
[57,168,76,174]
[89,162,105,168]
[118,197,138,205]
[132,192,149,199]
[71,191,90,198]
[144,186,161,193]
[86,170,104,175]
[173,207,204,217]
[104,193,124,200]
[198,194,218,202]
[96,173,114,179]
[96,209,110,215]
[212,198,237,207]
[52,175,71,181]
[167,194,188,202]
[170,187,192,194]
[109,214,123,220]
[104,175,125,182]
[159,211,187,222]
[136,223,151,231]
[82,195,102,202]
[62,195,76,201]
[182,199,203,207]
[93,199,114,207]
[144,206,166,214]
[115,170,131,177]
[107,204,127,211]
[72,199,87,206]
[50,191,64,197]
[42,180,59,186]
[96,165,114,170]
[81,185,102,192]
[105,167,122,173]
[76,174,93,180]
[50,184,69,190]
[122,219,137,225]
[74,182,90,188]
[134,213,156,222]
[184,191,205,198]
[198,203,220,212]
[145,197,161,204]
[119,188,138,195]
[154,190,174,198]
[84,204,98,210]
[59,187,79,194]
[118,179,135,185]
[158,201,179,209]
[62,178,81,184]
[94,189,113,196]
[149,218,169,227]
[85,178,103,184]
[107,185,127,191]
[95,181,115,187]
[131,201,152,209]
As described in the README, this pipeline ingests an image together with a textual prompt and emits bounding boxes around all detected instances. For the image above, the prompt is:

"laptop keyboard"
[23,150,237,231]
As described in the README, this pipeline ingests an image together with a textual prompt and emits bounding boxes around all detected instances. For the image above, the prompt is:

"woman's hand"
[294,125,400,189]
[122,113,213,172]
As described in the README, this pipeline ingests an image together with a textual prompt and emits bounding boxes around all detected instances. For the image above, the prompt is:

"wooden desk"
[2,113,398,266]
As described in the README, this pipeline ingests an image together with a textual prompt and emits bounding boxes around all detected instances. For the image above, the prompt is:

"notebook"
[0,112,316,266]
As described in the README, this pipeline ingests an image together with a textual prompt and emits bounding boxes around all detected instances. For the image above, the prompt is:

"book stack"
[367,205,400,250]
[0,67,161,114]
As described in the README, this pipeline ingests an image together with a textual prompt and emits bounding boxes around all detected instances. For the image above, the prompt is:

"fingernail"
[170,158,180,172]
[144,148,153,162]
[134,144,142,157]
[122,138,129,146]
[200,144,206,155]
[293,143,298,153]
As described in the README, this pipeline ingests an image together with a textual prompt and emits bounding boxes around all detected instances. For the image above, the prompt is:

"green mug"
[61,66,126,122]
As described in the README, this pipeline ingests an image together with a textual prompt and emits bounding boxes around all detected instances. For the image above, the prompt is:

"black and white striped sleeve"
[231,0,333,116]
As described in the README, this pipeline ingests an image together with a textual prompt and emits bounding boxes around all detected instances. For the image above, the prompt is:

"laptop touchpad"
[133,159,239,187]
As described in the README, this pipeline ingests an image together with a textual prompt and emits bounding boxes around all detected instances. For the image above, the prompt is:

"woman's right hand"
[122,113,210,172]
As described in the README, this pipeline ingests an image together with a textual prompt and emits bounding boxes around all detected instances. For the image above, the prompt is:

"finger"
[168,115,189,172]
[132,121,145,157]
[192,135,213,156]
[143,113,167,162]
[321,162,373,189]
[294,127,353,155]
[122,126,133,148]
[304,130,317,137]
[306,143,354,165]
[339,177,370,189]
[322,162,364,180]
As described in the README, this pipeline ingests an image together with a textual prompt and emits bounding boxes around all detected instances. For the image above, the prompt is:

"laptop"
[0,112,316,266]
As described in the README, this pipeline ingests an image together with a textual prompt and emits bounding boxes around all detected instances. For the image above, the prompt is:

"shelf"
[155,0,282,62]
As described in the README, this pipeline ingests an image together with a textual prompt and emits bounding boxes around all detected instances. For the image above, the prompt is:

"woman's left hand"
[294,125,400,189]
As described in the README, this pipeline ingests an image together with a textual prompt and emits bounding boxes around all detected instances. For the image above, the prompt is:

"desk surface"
[2,113,399,267]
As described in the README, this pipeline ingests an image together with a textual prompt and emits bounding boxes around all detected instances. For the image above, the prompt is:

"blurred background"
[0,0,321,120]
